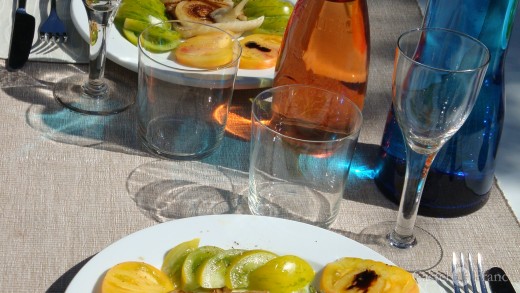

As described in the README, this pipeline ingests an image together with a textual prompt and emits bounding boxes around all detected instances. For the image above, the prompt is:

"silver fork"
[452,252,488,293]
[39,0,68,42]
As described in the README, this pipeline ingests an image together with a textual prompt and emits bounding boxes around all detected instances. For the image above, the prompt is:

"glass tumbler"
[137,20,241,160]
[249,85,363,227]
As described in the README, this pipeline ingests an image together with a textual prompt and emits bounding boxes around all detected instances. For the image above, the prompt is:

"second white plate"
[70,0,296,89]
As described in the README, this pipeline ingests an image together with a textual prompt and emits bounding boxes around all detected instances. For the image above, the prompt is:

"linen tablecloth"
[1,0,519,291]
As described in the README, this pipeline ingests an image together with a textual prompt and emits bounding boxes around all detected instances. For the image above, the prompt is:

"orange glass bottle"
[273,0,370,110]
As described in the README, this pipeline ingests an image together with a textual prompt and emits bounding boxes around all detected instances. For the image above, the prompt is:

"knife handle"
[486,267,516,293]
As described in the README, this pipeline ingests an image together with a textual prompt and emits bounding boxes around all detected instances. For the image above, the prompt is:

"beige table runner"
[1,0,519,291]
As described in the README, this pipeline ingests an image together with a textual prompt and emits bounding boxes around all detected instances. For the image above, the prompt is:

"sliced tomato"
[239,34,283,69]
[197,249,245,289]
[225,249,277,289]
[174,33,235,69]
[122,28,139,46]
[320,257,419,293]
[161,238,200,288]
[248,255,315,293]
[101,261,175,293]
[181,246,223,291]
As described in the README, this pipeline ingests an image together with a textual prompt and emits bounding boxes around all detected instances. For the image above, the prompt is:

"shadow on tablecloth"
[46,255,94,293]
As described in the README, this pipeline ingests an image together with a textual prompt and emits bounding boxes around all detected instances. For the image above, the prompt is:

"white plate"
[65,214,393,292]
[70,0,296,89]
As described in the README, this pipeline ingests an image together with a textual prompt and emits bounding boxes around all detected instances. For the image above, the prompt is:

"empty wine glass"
[54,0,133,115]
[364,28,490,271]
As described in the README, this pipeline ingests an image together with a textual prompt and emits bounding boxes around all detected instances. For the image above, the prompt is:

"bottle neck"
[18,0,27,9]
[423,0,518,76]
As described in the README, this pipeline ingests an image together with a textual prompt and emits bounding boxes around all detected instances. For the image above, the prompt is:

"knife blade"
[7,0,35,70]
[486,267,516,293]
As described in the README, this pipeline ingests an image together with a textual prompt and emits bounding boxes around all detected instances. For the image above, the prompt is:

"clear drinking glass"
[249,85,363,227]
[54,0,134,115]
[364,28,490,271]
[137,20,241,160]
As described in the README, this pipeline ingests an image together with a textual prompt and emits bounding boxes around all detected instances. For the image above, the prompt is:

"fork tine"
[39,0,68,43]
[40,32,48,42]
[468,253,478,292]
[460,253,477,293]
[452,252,462,293]
[477,253,489,293]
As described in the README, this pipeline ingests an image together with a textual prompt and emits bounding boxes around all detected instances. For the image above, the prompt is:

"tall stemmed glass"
[54,0,133,115]
[365,28,490,271]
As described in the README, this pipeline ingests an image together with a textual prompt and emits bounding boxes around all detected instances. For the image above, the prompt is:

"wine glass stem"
[85,5,116,93]
[389,143,437,248]
[89,23,107,81]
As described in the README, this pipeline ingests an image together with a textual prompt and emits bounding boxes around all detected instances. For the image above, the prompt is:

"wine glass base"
[54,74,134,116]
[360,221,443,272]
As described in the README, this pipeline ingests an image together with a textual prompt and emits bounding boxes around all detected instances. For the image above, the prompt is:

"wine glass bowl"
[393,29,490,155]
[365,28,490,271]
[54,0,134,115]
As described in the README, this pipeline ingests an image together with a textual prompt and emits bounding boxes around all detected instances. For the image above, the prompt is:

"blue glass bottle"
[375,0,519,217]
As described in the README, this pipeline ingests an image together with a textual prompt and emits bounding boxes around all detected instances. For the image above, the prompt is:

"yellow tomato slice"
[173,33,234,69]
[101,261,175,293]
[248,255,315,293]
[320,257,419,293]
[239,34,283,70]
